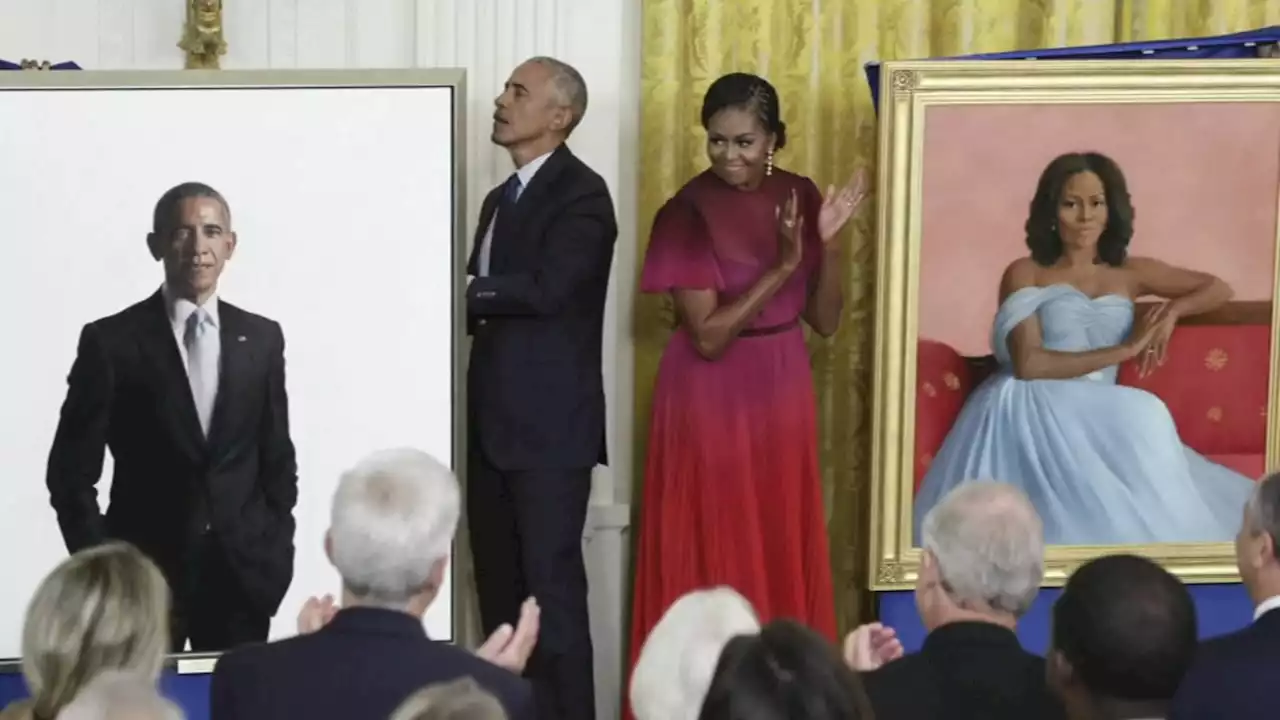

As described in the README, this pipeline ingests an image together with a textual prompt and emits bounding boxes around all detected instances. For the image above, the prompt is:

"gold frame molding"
[868,59,1280,591]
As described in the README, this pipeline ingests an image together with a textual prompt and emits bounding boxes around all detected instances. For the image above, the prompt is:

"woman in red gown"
[628,72,867,686]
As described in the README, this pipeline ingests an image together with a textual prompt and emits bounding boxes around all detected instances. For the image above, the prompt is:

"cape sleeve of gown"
[639,192,726,293]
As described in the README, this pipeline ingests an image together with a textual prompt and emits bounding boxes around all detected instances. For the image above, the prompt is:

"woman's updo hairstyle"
[700,72,787,150]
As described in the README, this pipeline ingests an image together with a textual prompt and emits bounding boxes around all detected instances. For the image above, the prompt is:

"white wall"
[0,1,638,716]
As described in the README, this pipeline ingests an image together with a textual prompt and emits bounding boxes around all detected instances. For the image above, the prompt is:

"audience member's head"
[1237,471,1280,602]
[326,448,459,617]
[916,481,1044,630]
[56,671,184,720]
[388,678,507,720]
[21,543,170,719]
[697,619,873,720]
[1048,554,1197,720]
[630,587,761,720]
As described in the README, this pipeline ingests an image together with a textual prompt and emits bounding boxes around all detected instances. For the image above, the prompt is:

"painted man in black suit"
[466,56,617,720]
[847,482,1065,720]
[46,181,298,652]
[1172,471,1280,720]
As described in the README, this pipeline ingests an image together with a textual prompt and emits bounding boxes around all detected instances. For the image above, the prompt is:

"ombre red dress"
[627,168,838,676]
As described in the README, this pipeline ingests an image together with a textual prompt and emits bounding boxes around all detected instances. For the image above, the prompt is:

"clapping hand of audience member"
[293,592,540,672]
[476,597,541,673]
[297,593,340,634]
[842,622,905,671]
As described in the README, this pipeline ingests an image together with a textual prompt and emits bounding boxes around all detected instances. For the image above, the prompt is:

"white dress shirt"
[1254,593,1280,621]
[162,283,221,400]
[476,149,554,277]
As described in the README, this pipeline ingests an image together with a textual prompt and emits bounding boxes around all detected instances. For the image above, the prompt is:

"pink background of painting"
[918,103,1280,356]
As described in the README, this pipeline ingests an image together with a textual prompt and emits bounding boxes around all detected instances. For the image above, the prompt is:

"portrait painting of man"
[45,181,298,653]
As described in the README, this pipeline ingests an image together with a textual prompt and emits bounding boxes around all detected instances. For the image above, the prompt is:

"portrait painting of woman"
[912,151,1257,546]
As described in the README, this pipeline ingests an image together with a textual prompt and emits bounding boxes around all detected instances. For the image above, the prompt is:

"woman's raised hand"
[776,188,803,272]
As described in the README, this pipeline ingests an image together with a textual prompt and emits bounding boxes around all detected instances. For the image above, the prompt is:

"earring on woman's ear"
[766,149,774,176]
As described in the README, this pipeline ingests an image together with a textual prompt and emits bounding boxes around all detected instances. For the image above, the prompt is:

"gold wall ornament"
[179,0,227,69]
[19,59,53,71]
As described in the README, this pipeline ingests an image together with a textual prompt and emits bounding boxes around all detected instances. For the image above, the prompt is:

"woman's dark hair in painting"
[1024,151,1135,267]
[700,73,788,150]
[697,619,873,720]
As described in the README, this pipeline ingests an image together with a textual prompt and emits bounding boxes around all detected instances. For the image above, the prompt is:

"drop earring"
[766,149,774,176]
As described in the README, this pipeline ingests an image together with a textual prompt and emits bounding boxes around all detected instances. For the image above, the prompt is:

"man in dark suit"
[848,482,1065,720]
[1172,471,1280,720]
[210,448,537,720]
[45,181,298,652]
[1049,554,1197,720]
[466,55,616,720]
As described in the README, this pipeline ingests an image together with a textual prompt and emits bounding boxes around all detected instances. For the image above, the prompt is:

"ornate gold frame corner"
[867,58,1280,592]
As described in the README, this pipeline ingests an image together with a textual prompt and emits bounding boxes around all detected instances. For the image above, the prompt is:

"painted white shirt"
[162,283,221,396]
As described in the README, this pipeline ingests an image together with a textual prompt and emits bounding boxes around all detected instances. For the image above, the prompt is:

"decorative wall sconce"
[179,0,227,69]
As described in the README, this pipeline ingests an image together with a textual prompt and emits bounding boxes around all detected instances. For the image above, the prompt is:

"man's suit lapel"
[467,189,502,275]
[499,144,571,232]
[139,291,206,456]
[489,145,573,267]
[206,303,255,452]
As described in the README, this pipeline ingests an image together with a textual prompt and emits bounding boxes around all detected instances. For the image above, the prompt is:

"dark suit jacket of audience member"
[861,621,1066,720]
[1170,606,1280,720]
[209,607,536,720]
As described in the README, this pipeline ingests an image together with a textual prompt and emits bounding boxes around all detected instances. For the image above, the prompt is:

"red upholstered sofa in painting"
[914,301,1272,493]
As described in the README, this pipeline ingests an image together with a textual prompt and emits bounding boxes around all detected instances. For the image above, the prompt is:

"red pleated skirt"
[625,325,837,715]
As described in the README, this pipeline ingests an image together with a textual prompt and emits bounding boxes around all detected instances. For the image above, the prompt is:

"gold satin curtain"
[634,0,1280,631]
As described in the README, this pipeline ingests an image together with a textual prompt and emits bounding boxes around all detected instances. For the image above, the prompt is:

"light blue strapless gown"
[913,283,1255,546]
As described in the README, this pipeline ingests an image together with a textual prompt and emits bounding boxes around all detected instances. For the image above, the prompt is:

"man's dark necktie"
[492,172,523,239]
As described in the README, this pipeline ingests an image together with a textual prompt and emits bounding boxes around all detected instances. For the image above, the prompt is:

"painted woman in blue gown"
[914,151,1256,546]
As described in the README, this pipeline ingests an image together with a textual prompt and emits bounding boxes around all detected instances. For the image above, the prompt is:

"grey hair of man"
[1245,471,1280,549]
[327,448,460,607]
[56,671,184,720]
[920,481,1045,617]
[527,56,588,133]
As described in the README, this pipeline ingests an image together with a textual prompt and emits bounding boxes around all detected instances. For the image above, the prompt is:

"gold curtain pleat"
[634,0,1280,634]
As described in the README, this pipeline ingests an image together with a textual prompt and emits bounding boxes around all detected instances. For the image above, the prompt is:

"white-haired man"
[1172,471,1280,720]
[57,671,184,720]
[209,449,537,720]
[846,481,1065,720]
[628,586,761,720]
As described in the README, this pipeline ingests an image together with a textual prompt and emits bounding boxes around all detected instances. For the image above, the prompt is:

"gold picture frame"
[868,59,1280,590]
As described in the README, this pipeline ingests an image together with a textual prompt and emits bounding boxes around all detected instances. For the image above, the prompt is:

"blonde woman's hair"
[22,543,171,719]
[388,678,508,720]
[56,670,184,720]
